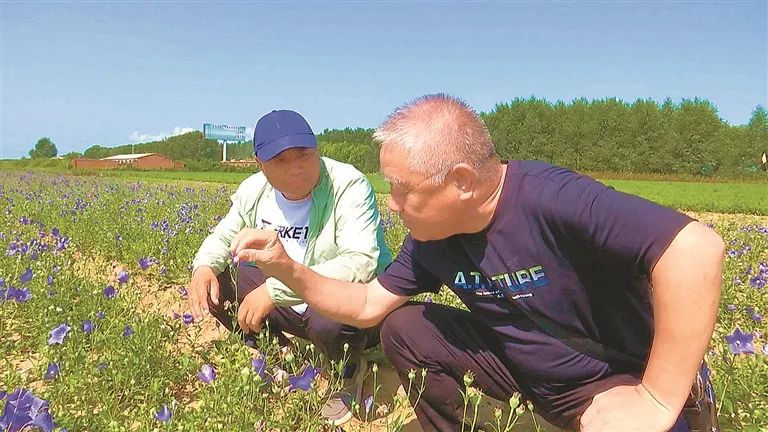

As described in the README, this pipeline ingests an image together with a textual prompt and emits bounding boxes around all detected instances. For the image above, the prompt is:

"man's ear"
[451,163,476,201]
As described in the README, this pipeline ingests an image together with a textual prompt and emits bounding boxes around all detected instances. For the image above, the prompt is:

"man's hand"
[231,228,293,279]
[237,284,276,334]
[188,266,220,322]
[579,384,678,432]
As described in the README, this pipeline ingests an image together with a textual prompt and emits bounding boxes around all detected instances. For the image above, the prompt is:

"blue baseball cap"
[253,110,317,161]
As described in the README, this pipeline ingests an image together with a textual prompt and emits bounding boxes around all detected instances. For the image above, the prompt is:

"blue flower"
[117,270,130,284]
[750,276,765,290]
[96,311,106,320]
[46,275,54,286]
[252,357,267,379]
[97,362,109,371]
[138,257,154,270]
[82,320,96,334]
[724,328,755,355]
[726,304,737,312]
[4,286,31,303]
[197,364,216,384]
[364,395,373,415]
[44,363,60,381]
[288,364,321,392]
[155,404,172,422]
[123,326,134,337]
[0,388,55,432]
[103,285,117,299]
[48,324,71,345]
[182,313,193,325]
[19,268,33,285]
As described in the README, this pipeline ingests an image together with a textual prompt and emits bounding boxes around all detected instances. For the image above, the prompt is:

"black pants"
[208,265,380,363]
[381,302,695,432]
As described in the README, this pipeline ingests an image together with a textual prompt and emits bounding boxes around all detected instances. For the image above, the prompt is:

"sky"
[1,1,766,159]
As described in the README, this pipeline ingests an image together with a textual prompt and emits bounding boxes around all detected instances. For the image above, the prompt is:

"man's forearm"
[643,224,724,412]
[281,260,371,327]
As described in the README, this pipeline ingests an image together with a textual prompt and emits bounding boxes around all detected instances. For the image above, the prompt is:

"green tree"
[29,137,58,159]
[748,105,768,132]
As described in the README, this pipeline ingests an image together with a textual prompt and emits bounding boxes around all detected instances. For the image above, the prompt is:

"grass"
[0,171,766,431]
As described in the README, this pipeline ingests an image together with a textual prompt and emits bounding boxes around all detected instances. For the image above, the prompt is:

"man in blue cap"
[189,109,392,425]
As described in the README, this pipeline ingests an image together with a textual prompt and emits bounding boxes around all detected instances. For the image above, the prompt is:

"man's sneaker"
[321,356,368,426]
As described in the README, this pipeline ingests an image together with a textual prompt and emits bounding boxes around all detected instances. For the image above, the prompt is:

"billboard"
[203,123,247,142]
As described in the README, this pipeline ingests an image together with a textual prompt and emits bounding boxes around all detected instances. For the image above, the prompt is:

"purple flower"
[726,249,740,258]
[96,311,106,320]
[750,276,766,290]
[97,362,109,371]
[46,275,54,286]
[288,364,321,392]
[252,357,267,379]
[48,324,71,345]
[724,328,755,355]
[0,388,55,432]
[103,285,117,299]
[44,363,60,381]
[138,257,153,270]
[178,287,188,297]
[82,320,95,334]
[182,313,193,325]
[197,364,216,383]
[364,395,374,415]
[19,268,33,285]
[123,326,134,337]
[4,286,31,303]
[159,266,167,276]
[0,278,4,288]
[155,404,172,422]
[117,270,130,284]
[726,304,737,312]
[753,312,763,323]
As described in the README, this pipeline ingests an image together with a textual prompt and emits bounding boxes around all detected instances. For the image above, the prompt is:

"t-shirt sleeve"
[377,235,443,296]
[540,171,694,275]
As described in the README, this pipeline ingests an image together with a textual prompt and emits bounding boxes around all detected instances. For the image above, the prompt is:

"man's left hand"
[236,284,276,334]
[579,384,678,432]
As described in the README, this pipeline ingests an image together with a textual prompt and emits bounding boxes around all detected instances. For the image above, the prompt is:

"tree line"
[30,97,768,177]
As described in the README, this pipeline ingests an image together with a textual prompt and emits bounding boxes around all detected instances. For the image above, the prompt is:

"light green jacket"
[192,157,392,305]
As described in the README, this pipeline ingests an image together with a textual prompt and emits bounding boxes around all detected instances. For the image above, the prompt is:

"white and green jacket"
[192,157,392,306]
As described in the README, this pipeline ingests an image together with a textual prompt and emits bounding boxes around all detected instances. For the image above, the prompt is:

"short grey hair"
[374,94,497,185]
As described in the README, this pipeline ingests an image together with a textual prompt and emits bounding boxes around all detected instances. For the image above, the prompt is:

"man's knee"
[380,304,425,361]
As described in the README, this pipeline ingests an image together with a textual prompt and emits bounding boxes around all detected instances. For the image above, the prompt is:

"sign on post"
[203,123,247,161]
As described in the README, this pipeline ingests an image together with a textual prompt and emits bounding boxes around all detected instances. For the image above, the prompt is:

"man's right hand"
[188,265,220,322]
[231,228,293,280]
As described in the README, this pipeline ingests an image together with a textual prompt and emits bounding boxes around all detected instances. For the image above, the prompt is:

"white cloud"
[129,127,196,143]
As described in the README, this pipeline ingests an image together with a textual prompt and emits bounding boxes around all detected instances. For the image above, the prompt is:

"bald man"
[228,94,724,432]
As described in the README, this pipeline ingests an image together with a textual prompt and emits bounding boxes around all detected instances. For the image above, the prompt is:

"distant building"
[72,153,184,170]
[221,158,260,168]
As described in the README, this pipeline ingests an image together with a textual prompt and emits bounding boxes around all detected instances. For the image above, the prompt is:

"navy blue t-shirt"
[378,161,693,419]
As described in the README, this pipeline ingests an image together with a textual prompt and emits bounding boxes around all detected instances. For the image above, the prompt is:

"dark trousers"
[381,302,694,432]
[208,265,380,364]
